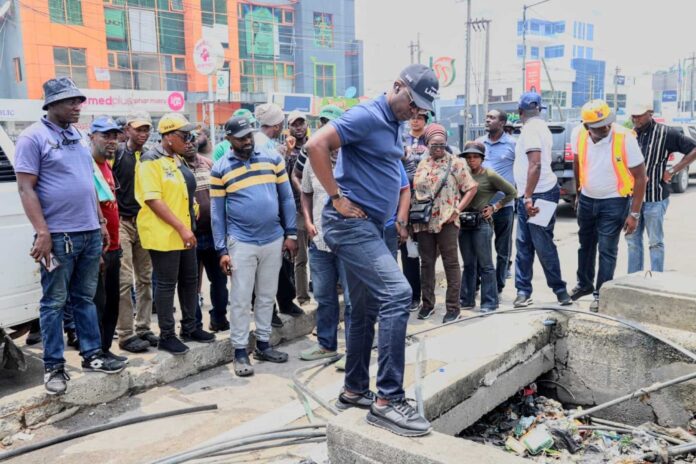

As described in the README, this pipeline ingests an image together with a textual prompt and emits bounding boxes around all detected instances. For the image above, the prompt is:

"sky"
[354,0,695,100]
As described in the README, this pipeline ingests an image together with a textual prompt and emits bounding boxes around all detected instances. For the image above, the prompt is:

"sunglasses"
[429,143,448,150]
[402,85,429,115]
[173,131,196,143]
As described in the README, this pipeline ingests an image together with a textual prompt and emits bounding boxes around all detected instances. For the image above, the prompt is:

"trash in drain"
[458,383,696,463]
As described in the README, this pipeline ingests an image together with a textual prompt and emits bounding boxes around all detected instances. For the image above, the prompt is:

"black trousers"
[149,249,198,338]
[276,256,297,310]
[95,249,121,353]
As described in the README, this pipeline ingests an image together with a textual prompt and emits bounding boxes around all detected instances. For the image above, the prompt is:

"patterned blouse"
[412,153,477,234]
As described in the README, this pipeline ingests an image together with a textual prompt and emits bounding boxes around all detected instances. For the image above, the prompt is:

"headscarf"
[423,123,447,144]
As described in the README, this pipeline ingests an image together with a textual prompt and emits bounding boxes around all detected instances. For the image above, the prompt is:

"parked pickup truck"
[666,124,696,193]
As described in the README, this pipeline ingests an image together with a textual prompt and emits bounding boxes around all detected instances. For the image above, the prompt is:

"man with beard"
[211,116,297,377]
[89,116,128,363]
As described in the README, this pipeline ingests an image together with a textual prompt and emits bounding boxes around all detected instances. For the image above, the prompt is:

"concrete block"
[24,401,65,427]
[0,415,22,438]
[600,272,696,332]
[433,344,555,435]
[328,409,529,464]
[63,370,130,406]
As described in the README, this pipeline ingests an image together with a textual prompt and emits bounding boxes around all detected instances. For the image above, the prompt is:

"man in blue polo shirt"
[305,64,438,437]
[14,78,126,395]
[476,109,516,294]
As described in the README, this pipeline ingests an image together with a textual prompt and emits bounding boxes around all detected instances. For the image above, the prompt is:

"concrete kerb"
[0,305,317,440]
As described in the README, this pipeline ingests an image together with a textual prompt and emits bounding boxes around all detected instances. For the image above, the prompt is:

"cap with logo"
[580,99,616,128]
[518,92,546,111]
[233,108,257,124]
[254,103,285,127]
[628,101,653,117]
[90,116,123,134]
[158,112,196,135]
[399,64,439,112]
[319,105,344,121]
[288,110,307,125]
[126,111,153,129]
[224,116,256,138]
[42,77,86,111]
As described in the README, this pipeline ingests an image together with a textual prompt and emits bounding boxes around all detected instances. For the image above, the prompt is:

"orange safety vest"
[577,127,635,197]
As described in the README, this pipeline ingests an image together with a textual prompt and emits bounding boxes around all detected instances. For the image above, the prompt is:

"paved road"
[4,180,696,463]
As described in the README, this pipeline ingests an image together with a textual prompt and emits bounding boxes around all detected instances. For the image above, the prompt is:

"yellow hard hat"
[581,99,615,128]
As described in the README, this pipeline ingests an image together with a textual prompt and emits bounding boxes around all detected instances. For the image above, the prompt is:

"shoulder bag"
[409,156,453,224]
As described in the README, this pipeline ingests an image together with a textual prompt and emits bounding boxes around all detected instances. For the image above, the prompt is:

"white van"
[0,125,40,332]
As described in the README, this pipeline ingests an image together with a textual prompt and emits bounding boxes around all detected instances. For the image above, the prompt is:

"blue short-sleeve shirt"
[330,95,404,226]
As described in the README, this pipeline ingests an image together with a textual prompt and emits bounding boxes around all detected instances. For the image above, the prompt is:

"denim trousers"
[417,223,461,313]
[322,205,412,400]
[195,234,230,328]
[626,198,669,273]
[149,248,198,338]
[460,220,498,309]
[515,185,567,297]
[94,248,121,353]
[576,194,630,296]
[40,230,102,369]
[383,223,398,259]
[492,206,514,291]
[309,243,352,352]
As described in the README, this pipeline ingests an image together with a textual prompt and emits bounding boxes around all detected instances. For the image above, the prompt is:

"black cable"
[0,404,218,462]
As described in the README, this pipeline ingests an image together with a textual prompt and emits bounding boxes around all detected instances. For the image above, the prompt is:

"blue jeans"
[626,199,669,273]
[39,230,103,368]
[492,206,514,291]
[383,223,398,260]
[309,243,352,352]
[515,186,567,297]
[576,194,629,296]
[322,205,412,400]
[460,220,498,309]
[195,233,230,328]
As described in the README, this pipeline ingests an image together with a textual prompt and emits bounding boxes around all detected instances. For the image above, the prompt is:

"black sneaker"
[570,285,594,301]
[417,306,435,320]
[181,328,215,344]
[65,329,80,351]
[44,367,70,395]
[557,290,572,306]
[272,311,284,328]
[139,331,159,347]
[366,399,432,437]
[335,389,376,411]
[408,301,422,313]
[209,319,230,332]
[158,336,189,355]
[103,351,129,364]
[119,335,150,353]
[513,294,533,308]
[279,303,304,317]
[82,353,126,374]
[442,310,460,324]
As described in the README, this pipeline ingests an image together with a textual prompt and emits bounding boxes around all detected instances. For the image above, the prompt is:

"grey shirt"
[301,160,330,252]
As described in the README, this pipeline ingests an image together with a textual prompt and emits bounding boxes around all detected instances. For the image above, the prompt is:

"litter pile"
[459,383,696,463]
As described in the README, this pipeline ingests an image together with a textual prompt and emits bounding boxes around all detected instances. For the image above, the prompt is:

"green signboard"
[244,7,277,57]
[105,8,127,42]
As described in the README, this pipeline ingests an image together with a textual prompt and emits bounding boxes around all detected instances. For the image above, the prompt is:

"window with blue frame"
[573,21,578,38]
[545,45,564,59]
[576,45,584,58]
[517,44,524,58]
[531,46,539,59]
[587,24,594,41]
[585,47,593,59]
[554,21,565,33]
[517,20,523,35]
[530,20,539,32]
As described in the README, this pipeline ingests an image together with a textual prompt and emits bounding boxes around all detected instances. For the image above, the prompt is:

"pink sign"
[168,92,185,111]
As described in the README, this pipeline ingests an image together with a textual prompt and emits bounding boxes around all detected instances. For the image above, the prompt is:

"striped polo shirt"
[210,143,297,255]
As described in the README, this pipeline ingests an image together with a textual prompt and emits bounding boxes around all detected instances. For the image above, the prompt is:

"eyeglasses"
[429,143,448,150]
[403,85,429,115]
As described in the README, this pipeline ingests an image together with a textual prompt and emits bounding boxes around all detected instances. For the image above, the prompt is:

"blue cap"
[90,116,123,134]
[518,92,546,111]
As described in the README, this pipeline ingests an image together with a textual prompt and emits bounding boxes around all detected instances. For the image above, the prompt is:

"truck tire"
[672,167,689,193]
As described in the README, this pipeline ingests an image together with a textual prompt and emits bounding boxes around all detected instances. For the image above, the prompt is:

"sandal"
[233,354,254,377]
[253,347,289,363]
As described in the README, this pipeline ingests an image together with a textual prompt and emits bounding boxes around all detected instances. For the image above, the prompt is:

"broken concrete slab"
[328,408,529,464]
[600,272,696,332]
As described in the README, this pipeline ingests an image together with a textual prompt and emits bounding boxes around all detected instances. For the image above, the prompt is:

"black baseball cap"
[399,64,439,112]
[224,116,255,138]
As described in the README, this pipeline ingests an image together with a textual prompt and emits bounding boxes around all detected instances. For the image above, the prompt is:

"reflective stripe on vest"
[577,128,635,197]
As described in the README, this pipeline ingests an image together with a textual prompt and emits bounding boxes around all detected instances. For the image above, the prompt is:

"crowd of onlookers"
[14,74,696,408]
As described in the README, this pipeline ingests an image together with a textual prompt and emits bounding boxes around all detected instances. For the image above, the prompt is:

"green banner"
[105,8,127,42]
[244,7,276,57]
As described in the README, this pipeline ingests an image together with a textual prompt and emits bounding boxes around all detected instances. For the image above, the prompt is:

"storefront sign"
[104,8,127,42]
[81,90,186,114]
[244,6,279,57]
[0,99,44,121]
[193,38,224,76]
[431,56,456,88]
[525,60,542,93]
[216,70,230,101]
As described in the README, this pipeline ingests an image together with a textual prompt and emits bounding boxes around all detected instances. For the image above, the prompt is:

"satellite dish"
[344,86,357,99]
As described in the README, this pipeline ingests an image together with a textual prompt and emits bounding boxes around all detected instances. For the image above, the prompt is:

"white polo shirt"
[570,124,644,199]
[513,116,558,196]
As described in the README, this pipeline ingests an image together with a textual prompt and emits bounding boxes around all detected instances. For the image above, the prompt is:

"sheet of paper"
[527,198,558,228]
[406,237,419,258]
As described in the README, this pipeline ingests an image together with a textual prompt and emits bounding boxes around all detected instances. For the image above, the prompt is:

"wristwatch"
[396,220,408,228]
[286,235,298,240]
[667,167,675,175]
[330,190,343,201]
[629,212,640,220]
[99,218,107,225]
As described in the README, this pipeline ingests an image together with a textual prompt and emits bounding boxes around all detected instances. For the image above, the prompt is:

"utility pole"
[472,19,492,122]
[613,65,621,114]
[417,32,422,64]
[588,75,595,100]
[521,0,551,93]
[464,0,471,142]
[409,35,422,65]
[541,58,564,121]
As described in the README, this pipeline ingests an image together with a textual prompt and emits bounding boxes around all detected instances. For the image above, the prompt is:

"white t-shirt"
[513,117,558,196]
[570,124,644,199]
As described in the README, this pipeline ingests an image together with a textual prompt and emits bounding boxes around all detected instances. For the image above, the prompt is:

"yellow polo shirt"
[135,145,191,251]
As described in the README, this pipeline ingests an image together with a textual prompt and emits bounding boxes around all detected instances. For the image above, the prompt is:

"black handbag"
[409,157,453,224]
[459,211,482,230]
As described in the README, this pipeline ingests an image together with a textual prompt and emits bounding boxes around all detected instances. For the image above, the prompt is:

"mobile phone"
[42,254,61,272]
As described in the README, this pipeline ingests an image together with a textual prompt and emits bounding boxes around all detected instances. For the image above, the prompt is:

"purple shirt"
[14,117,99,233]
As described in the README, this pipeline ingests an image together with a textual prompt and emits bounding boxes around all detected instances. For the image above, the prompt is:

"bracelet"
[99,218,107,225]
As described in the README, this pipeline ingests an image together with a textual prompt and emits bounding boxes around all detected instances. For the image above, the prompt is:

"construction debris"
[460,383,696,463]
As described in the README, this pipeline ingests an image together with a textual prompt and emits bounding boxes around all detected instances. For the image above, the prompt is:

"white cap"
[628,101,653,116]
[254,103,285,127]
